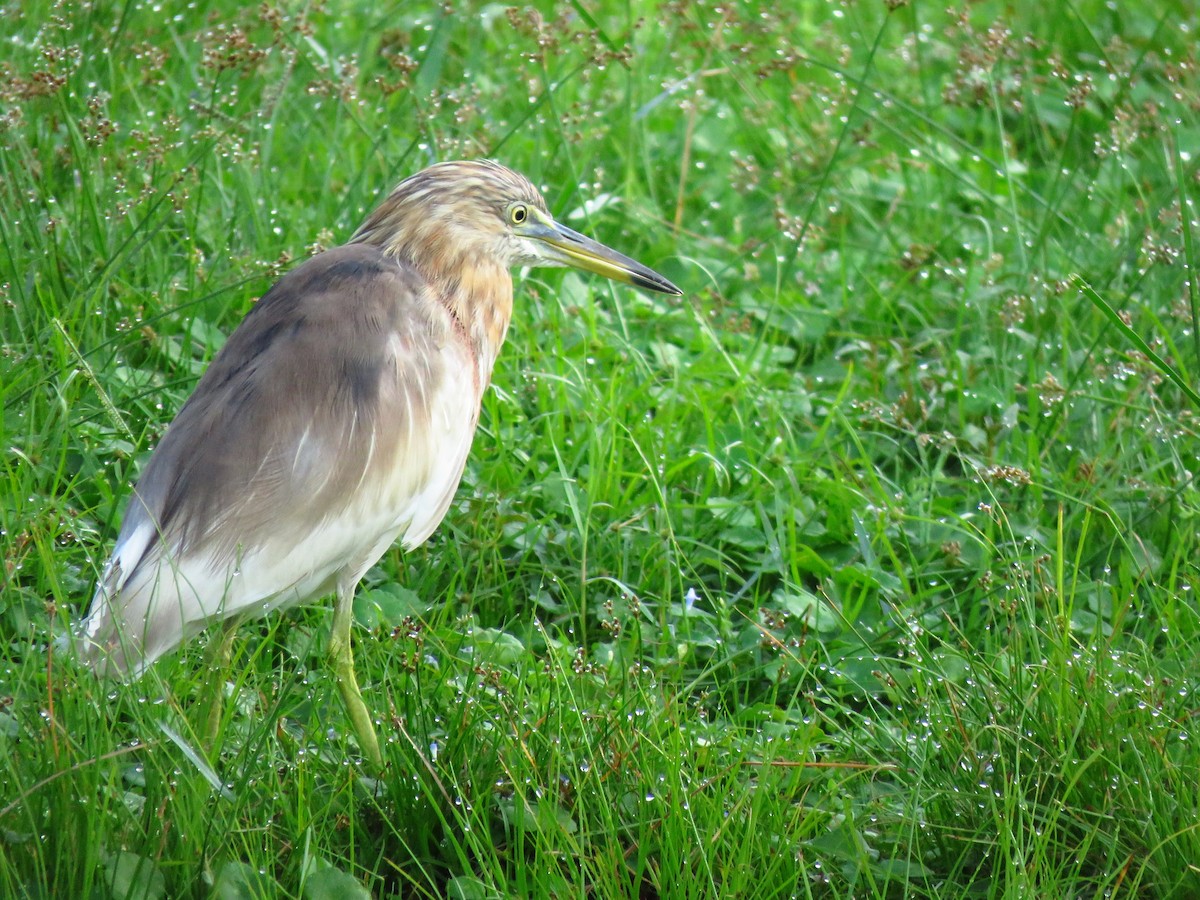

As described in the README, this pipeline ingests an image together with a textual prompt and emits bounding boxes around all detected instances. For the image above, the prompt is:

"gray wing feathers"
[82,244,479,676]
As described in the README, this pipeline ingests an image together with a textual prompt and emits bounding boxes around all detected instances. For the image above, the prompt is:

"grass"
[2,0,1199,896]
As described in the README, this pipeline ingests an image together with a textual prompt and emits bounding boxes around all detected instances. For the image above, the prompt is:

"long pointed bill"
[521,213,682,295]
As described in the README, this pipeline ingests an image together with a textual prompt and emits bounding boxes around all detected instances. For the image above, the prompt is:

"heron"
[80,159,681,770]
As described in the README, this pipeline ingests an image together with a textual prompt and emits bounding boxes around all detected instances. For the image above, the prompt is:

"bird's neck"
[437,259,514,387]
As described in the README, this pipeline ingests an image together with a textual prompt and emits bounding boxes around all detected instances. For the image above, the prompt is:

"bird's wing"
[83,243,483,675]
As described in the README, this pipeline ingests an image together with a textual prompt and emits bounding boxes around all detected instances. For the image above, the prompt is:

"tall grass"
[2,1,1198,896]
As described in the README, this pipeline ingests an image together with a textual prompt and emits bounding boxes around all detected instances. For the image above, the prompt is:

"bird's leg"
[202,614,243,752]
[328,584,383,771]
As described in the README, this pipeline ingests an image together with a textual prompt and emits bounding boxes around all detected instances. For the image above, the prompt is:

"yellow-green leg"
[328,584,383,771]
[202,615,242,753]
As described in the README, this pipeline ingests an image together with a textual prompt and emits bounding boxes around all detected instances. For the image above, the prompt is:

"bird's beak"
[520,210,682,295]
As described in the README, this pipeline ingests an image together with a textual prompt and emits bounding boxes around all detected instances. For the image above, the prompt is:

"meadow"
[2,0,1199,896]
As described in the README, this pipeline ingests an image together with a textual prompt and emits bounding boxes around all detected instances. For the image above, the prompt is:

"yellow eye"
[510,204,528,225]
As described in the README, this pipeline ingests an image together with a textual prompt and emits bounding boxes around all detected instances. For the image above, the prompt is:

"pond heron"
[81,159,681,769]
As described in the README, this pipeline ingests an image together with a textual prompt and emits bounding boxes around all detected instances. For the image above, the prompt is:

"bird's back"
[83,243,486,676]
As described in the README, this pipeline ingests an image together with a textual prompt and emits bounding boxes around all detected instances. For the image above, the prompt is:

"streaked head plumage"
[349,159,681,297]
[351,160,550,267]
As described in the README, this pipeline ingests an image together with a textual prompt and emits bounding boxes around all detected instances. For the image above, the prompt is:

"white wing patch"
[81,336,483,676]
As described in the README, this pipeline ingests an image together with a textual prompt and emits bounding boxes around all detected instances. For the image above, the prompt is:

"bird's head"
[352,159,681,296]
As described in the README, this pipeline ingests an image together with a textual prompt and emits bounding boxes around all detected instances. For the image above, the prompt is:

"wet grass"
[3,0,1199,897]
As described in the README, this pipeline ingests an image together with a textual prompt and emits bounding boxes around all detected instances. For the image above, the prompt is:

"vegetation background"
[2,0,1199,897]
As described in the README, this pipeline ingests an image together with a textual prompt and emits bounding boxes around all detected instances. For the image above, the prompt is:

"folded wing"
[82,244,482,676]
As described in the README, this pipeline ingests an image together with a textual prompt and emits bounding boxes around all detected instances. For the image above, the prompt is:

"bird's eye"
[510,204,528,225]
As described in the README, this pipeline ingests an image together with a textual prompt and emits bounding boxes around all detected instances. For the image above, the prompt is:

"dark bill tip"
[629,268,683,296]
